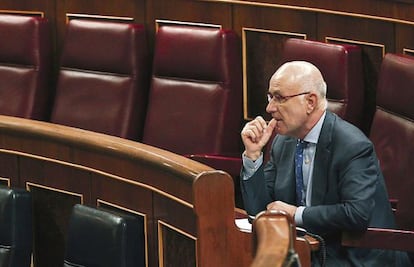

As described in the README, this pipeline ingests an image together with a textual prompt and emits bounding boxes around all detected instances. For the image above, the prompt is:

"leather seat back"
[51,19,150,139]
[142,24,242,155]
[369,53,414,230]
[0,14,51,120]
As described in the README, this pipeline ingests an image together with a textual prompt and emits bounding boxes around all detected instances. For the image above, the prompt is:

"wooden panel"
[27,182,82,267]
[234,5,316,120]
[0,154,18,186]
[158,220,196,267]
[146,0,232,47]
[242,28,305,120]
[396,23,414,54]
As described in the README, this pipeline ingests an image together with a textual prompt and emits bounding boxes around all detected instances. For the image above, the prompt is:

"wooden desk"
[0,115,315,267]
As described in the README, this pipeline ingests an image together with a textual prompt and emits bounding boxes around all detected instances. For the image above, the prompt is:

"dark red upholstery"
[142,24,242,155]
[50,19,150,139]
[0,14,51,120]
[280,38,365,130]
[342,54,414,261]
[369,53,414,230]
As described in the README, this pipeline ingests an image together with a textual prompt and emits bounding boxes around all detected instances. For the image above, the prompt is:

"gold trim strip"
[0,10,44,18]
[242,27,307,120]
[0,148,192,208]
[199,0,414,26]
[26,182,84,203]
[97,199,149,267]
[66,13,134,24]
[403,48,414,55]
[325,36,386,57]
[155,19,222,32]
[0,177,10,187]
[158,220,198,267]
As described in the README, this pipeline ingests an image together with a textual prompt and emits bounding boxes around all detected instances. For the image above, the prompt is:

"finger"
[254,116,268,130]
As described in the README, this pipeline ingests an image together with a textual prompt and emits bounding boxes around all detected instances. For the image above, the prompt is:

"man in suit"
[240,61,409,266]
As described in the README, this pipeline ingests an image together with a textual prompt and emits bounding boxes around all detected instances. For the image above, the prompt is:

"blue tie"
[295,140,308,206]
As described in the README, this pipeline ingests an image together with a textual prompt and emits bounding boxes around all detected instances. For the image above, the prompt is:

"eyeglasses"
[267,91,310,104]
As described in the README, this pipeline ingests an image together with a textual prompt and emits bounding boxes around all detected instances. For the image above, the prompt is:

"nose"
[266,100,278,114]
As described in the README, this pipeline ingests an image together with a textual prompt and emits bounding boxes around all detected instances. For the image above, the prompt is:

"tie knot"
[297,139,308,148]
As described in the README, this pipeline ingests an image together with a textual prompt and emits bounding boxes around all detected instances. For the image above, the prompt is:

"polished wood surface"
[250,210,294,267]
[0,115,317,266]
[0,115,253,266]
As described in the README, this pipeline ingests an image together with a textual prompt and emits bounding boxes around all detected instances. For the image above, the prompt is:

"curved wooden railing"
[0,115,315,267]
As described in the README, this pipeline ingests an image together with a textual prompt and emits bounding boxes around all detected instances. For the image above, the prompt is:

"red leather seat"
[280,38,365,131]
[341,53,414,263]
[0,14,51,120]
[50,19,150,139]
[142,24,242,156]
[368,53,414,230]
[142,24,243,207]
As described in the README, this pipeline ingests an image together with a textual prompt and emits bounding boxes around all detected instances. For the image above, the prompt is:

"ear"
[306,93,318,114]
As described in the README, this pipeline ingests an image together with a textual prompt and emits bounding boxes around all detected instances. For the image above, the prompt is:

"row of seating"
[2,13,414,223]
[1,12,414,266]
[0,185,145,267]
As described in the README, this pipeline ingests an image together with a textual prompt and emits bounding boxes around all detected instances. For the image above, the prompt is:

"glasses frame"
[267,91,311,104]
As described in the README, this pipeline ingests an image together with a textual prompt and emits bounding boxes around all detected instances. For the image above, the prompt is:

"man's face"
[265,76,309,138]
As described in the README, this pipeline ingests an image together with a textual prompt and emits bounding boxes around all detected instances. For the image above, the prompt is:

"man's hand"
[241,116,276,161]
[266,200,297,219]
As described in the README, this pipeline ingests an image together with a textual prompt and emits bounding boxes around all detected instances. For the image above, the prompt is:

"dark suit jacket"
[241,111,403,266]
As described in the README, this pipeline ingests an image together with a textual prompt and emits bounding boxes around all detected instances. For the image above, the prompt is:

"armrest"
[186,154,242,178]
[342,227,414,252]
[251,210,293,267]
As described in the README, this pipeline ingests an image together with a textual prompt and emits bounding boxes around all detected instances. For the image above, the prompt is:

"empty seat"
[280,38,365,131]
[368,53,414,230]
[142,23,243,156]
[64,204,145,267]
[50,19,150,139]
[341,53,414,266]
[0,14,51,120]
[142,23,243,207]
[0,185,32,267]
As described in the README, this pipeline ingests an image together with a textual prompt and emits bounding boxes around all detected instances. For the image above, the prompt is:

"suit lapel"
[311,111,335,205]
[273,136,296,203]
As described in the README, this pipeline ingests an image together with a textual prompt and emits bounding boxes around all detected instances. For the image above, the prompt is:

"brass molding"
[0,148,193,208]
[157,220,197,267]
[0,10,43,18]
[325,36,386,58]
[198,0,414,26]
[0,177,10,187]
[155,19,221,33]
[26,182,84,203]
[66,13,134,24]
[403,48,414,55]
[97,199,149,267]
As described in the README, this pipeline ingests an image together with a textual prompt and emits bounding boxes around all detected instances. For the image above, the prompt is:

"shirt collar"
[303,111,326,145]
